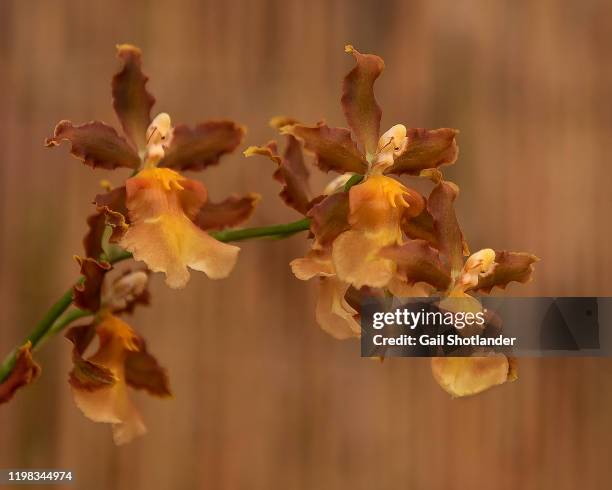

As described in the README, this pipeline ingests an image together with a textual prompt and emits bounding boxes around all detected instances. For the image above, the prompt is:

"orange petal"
[332,230,394,288]
[348,174,423,244]
[112,44,155,152]
[120,168,239,288]
[315,277,361,339]
[431,354,516,397]
[67,315,146,445]
[342,45,384,158]
[290,250,335,280]
[122,214,239,288]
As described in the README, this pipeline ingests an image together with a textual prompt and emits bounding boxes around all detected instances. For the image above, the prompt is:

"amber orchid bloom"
[46,44,259,288]
[248,45,539,397]
[280,46,459,296]
[246,45,458,338]
[383,177,539,395]
[67,257,169,445]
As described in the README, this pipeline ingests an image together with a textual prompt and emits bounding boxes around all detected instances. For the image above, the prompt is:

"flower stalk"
[0,218,312,383]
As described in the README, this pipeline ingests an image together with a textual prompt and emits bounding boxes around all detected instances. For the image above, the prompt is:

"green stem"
[210,218,310,242]
[0,217,312,383]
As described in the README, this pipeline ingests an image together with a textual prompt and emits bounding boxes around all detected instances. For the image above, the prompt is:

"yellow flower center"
[136,167,185,192]
[348,174,413,245]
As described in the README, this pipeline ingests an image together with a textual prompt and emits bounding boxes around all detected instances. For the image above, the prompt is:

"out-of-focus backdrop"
[1,0,612,489]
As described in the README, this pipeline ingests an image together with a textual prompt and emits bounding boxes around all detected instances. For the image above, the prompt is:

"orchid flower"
[247,45,538,397]
[46,44,258,288]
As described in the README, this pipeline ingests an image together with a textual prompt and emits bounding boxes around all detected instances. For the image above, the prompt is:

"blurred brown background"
[1,0,612,489]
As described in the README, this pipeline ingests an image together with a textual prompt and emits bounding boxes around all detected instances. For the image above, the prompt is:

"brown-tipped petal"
[402,207,437,247]
[469,251,539,294]
[73,257,112,312]
[67,314,147,445]
[307,192,351,247]
[46,120,140,169]
[380,240,452,291]
[387,128,459,175]
[342,45,384,157]
[125,338,172,398]
[0,342,41,404]
[428,181,466,276]
[243,140,281,165]
[290,250,335,280]
[194,194,260,231]
[104,208,129,244]
[103,270,150,314]
[332,230,395,289]
[83,212,107,260]
[245,137,311,214]
[94,186,130,243]
[112,44,155,152]
[66,324,115,392]
[161,121,245,171]
[86,186,128,257]
[282,123,367,174]
[95,186,129,215]
[120,168,239,288]
[431,354,516,397]
[269,115,301,130]
[315,277,361,339]
[277,135,311,214]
